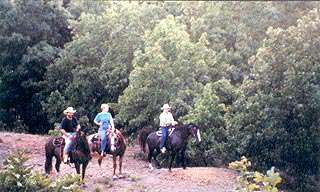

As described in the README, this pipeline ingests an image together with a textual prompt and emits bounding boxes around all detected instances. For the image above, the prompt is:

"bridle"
[189,125,201,143]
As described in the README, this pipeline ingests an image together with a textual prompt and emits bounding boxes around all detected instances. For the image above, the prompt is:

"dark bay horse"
[138,123,201,171]
[88,130,126,179]
[45,136,64,175]
[45,131,91,181]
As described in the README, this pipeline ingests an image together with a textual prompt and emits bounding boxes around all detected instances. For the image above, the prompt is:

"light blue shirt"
[94,112,112,131]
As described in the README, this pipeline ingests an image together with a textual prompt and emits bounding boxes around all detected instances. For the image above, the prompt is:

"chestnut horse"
[88,130,126,179]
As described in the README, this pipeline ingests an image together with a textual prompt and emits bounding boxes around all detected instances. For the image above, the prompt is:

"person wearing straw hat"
[159,103,178,153]
[94,103,115,158]
[59,107,80,163]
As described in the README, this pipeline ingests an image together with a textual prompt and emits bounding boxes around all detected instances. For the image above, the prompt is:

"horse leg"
[181,149,186,169]
[148,147,154,170]
[45,154,52,175]
[112,155,118,179]
[154,149,161,169]
[98,155,103,167]
[75,162,81,174]
[169,151,176,172]
[119,155,123,177]
[54,154,61,174]
[81,162,88,183]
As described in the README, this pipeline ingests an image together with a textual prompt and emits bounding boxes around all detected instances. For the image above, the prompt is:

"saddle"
[156,127,175,137]
[52,136,65,147]
[89,130,121,153]
[90,133,100,143]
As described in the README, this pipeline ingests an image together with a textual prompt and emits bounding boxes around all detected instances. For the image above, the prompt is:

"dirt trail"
[0,132,237,192]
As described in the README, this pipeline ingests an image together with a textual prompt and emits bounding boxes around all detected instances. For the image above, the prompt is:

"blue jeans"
[160,126,168,149]
[63,132,76,153]
[99,130,108,152]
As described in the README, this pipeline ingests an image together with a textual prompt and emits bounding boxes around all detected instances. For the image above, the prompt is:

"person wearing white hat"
[94,103,115,158]
[59,107,80,163]
[159,103,178,153]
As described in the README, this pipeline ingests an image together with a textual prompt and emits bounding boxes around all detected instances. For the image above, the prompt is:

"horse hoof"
[80,179,85,185]
[118,174,124,178]
[148,163,154,170]
[112,175,118,180]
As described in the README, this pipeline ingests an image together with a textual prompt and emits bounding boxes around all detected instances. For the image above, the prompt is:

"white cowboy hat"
[63,107,76,115]
[161,104,171,110]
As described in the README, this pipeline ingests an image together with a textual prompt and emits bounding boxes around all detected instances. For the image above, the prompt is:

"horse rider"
[94,103,115,158]
[59,106,80,163]
[159,103,178,153]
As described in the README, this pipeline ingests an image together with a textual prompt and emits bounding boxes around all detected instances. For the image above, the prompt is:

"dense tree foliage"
[0,0,71,133]
[226,9,320,190]
[0,1,319,191]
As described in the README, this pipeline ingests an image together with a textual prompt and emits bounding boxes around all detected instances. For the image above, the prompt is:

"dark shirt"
[60,117,78,133]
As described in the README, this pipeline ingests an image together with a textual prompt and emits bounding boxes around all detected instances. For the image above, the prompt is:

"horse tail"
[137,127,153,153]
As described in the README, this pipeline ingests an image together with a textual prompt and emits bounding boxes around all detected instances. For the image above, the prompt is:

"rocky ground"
[0,132,238,192]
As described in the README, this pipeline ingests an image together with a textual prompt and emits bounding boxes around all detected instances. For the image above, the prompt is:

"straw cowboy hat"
[161,104,171,110]
[63,107,76,115]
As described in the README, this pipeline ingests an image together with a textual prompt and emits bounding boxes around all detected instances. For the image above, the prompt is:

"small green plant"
[0,150,83,192]
[229,156,282,192]
[129,174,141,182]
[132,151,147,160]
[122,183,147,192]
[96,176,113,188]
[0,150,34,191]
[26,171,51,191]
[50,174,82,192]
[48,126,62,136]
[94,185,103,192]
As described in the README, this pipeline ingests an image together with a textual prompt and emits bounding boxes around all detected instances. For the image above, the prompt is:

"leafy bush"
[229,156,282,192]
[0,150,82,192]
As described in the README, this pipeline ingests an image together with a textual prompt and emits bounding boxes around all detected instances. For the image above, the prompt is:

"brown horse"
[45,136,64,175]
[88,130,126,179]
[45,131,91,181]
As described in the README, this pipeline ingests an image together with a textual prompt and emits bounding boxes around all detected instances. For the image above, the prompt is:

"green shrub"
[50,174,82,192]
[0,150,34,191]
[229,156,282,192]
[0,150,83,192]
[48,124,62,136]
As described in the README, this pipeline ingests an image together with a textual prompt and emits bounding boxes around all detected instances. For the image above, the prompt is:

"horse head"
[75,131,91,156]
[187,124,201,143]
[109,131,125,153]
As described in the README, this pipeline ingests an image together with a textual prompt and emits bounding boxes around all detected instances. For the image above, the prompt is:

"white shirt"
[159,111,175,127]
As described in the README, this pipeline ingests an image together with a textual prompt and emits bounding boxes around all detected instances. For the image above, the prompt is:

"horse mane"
[172,123,196,137]
[116,130,126,144]
[75,133,91,155]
